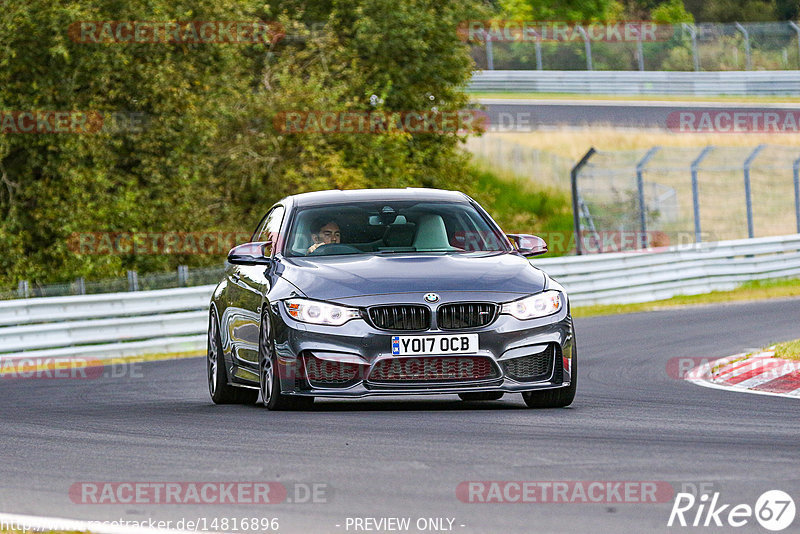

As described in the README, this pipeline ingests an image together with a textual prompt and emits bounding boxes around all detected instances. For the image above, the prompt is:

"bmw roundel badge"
[424,293,439,303]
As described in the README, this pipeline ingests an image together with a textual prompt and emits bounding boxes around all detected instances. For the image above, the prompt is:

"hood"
[279,252,546,301]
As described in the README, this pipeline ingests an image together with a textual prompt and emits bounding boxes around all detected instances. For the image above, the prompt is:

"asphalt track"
[480,98,800,129]
[1,297,799,533]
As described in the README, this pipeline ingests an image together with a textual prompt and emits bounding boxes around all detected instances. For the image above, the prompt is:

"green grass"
[572,277,800,318]
[773,339,800,361]
[464,161,574,257]
[468,91,800,104]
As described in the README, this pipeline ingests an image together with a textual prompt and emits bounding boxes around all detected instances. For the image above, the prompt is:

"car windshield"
[284,201,510,257]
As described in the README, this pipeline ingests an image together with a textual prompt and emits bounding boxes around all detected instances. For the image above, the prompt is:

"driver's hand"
[307,242,323,254]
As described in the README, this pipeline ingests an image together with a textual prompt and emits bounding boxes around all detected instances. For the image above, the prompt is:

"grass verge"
[773,339,800,361]
[481,128,800,161]
[464,161,574,257]
[572,277,800,318]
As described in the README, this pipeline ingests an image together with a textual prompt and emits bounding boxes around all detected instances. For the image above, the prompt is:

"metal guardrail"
[535,234,800,304]
[1,234,798,359]
[469,70,800,96]
[0,286,214,361]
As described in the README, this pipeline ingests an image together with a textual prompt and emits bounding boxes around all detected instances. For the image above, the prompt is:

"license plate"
[391,334,479,356]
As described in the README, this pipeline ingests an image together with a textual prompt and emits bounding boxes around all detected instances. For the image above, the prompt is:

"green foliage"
[499,0,625,21]
[463,163,574,256]
[0,0,491,287]
[651,0,694,23]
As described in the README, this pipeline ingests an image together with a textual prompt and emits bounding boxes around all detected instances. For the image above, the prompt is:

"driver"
[307,218,341,254]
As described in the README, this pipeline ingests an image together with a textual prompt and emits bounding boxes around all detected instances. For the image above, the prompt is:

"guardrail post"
[682,23,700,72]
[743,144,765,239]
[75,277,86,295]
[636,147,660,249]
[691,146,714,243]
[793,154,800,233]
[17,280,29,299]
[484,30,494,70]
[576,26,593,71]
[636,33,645,71]
[127,270,139,292]
[735,23,752,71]
[790,22,800,69]
[178,265,189,287]
[535,38,543,70]
[571,148,597,255]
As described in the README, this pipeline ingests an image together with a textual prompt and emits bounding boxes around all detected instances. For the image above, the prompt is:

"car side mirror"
[506,234,548,257]
[227,242,272,265]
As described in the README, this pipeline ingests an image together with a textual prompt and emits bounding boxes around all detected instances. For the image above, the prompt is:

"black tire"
[522,352,577,408]
[207,308,259,405]
[458,392,505,401]
[258,312,314,411]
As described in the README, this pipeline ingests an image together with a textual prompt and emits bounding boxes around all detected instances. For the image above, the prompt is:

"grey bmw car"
[207,188,576,410]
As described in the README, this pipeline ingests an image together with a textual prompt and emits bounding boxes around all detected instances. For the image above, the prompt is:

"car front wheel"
[522,353,576,408]
[258,312,314,411]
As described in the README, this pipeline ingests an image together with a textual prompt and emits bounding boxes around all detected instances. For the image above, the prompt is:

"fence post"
[734,23,752,71]
[127,270,139,292]
[790,22,800,69]
[17,280,29,299]
[743,144,765,239]
[571,148,597,255]
[484,30,494,70]
[636,147,660,249]
[682,23,700,72]
[576,25,593,70]
[691,146,714,243]
[636,34,645,71]
[178,265,188,287]
[75,277,86,295]
[535,38,543,70]
[793,154,800,233]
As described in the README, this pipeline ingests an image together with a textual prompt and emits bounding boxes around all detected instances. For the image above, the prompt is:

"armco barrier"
[0,285,214,361]
[534,234,800,304]
[1,234,798,360]
[469,70,800,96]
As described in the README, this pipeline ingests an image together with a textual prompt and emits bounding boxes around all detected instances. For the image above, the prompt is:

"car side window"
[254,206,285,256]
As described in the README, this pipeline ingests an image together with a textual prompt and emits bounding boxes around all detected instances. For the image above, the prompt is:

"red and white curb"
[0,512,219,534]
[686,348,800,399]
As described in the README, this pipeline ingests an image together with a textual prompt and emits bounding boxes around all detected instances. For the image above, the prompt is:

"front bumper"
[270,301,575,398]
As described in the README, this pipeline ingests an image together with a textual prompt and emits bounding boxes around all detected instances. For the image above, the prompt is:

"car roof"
[285,188,470,207]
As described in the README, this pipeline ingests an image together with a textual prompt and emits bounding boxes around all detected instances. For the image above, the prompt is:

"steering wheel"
[309,243,361,256]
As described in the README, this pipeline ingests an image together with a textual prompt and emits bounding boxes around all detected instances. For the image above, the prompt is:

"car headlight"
[501,290,563,320]
[283,298,361,326]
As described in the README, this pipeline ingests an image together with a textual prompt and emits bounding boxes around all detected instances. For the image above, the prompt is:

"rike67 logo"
[668,490,796,531]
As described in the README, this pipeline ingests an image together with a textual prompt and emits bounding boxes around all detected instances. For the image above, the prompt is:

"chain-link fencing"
[471,22,800,71]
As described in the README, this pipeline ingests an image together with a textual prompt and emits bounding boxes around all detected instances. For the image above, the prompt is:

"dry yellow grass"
[492,128,800,160]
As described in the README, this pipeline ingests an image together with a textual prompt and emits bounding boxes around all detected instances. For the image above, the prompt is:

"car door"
[224,205,285,382]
